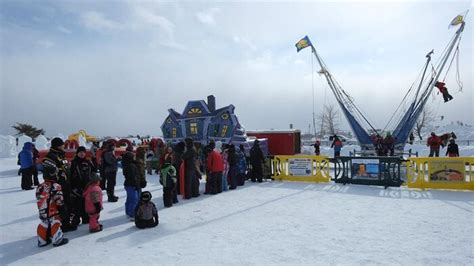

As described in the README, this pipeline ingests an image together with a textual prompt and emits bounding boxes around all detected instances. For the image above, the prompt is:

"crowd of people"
[312,131,460,157]
[17,136,267,247]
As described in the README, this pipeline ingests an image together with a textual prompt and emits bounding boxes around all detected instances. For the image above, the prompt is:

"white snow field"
[0,157,473,265]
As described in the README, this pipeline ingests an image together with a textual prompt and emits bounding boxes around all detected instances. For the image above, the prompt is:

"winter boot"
[107,195,119,202]
[38,238,51,247]
[53,238,69,247]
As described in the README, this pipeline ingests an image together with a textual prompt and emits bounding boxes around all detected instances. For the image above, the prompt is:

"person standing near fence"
[446,139,459,157]
[427,132,442,157]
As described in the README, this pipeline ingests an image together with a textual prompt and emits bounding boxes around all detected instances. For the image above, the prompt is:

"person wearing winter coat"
[36,159,69,247]
[435,81,453,103]
[122,151,139,220]
[32,144,40,186]
[384,132,395,156]
[83,173,103,233]
[145,150,155,175]
[44,137,76,232]
[227,144,239,190]
[221,144,229,191]
[331,135,343,158]
[135,147,147,194]
[172,142,185,195]
[313,140,321,155]
[206,142,225,194]
[18,142,34,190]
[134,191,159,229]
[409,132,415,145]
[427,132,442,157]
[237,144,247,186]
[250,140,265,183]
[181,138,200,199]
[102,143,119,202]
[70,146,96,226]
[446,139,459,157]
[160,157,177,207]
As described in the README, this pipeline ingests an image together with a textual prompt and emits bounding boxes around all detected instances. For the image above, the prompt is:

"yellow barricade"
[271,155,330,183]
[406,157,474,191]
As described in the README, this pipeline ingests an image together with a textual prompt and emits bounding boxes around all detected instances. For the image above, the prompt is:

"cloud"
[80,11,121,31]
[133,7,175,35]
[57,26,71,34]
[37,40,54,48]
[196,7,220,26]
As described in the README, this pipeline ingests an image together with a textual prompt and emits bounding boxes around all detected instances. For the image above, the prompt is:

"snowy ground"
[0,157,473,265]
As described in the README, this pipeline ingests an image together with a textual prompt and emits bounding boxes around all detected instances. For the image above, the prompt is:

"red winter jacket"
[427,136,442,149]
[207,150,225,173]
[435,82,447,93]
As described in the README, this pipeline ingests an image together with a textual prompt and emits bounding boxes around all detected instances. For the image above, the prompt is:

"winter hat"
[51,137,64,149]
[141,191,152,202]
[89,172,101,183]
[76,146,87,154]
[23,142,33,150]
[184,137,194,148]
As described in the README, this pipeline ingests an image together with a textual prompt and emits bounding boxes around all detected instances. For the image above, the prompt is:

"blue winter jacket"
[237,151,247,174]
[19,142,34,169]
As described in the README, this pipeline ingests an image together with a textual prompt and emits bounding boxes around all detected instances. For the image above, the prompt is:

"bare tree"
[12,122,45,139]
[318,104,340,135]
[415,108,436,140]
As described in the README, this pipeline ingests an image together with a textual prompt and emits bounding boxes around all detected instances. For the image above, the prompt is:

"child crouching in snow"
[83,173,103,233]
[134,191,159,229]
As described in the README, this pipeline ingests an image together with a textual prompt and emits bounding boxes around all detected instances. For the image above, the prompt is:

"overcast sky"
[1,0,472,137]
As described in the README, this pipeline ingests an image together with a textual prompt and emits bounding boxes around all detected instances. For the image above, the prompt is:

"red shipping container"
[246,130,301,155]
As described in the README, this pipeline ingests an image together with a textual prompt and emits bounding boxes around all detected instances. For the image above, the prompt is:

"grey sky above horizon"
[1,0,472,137]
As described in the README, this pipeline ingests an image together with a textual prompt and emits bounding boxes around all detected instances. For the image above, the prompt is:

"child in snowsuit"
[160,158,177,207]
[134,191,159,229]
[70,146,95,226]
[18,142,34,190]
[36,160,68,247]
[435,81,453,103]
[237,144,247,186]
[83,173,103,233]
[221,143,229,191]
[446,139,459,157]
[123,151,139,220]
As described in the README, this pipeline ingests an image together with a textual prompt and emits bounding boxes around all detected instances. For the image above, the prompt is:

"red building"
[246,130,301,155]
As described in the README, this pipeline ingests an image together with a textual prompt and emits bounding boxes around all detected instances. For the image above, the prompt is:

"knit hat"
[51,137,64,149]
[141,191,152,202]
[89,172,101,183]
[76,146,86,154]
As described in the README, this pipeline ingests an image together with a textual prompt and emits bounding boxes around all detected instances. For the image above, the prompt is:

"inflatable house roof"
[161,95,247,144]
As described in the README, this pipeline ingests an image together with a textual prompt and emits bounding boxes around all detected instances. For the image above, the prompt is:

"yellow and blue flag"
[295,36,312,52]
[450,14,464,26]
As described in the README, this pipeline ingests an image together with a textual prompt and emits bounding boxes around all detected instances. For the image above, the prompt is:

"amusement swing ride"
[296,13,468,156]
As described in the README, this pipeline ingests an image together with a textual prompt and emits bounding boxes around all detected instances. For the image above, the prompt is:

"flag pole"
[311,47,317,139]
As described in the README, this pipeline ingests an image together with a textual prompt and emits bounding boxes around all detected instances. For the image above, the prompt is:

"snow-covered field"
[0,157,473,265]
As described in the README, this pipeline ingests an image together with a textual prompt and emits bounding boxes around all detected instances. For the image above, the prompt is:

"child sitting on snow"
[134,191,159,229]
[83,173,103,233]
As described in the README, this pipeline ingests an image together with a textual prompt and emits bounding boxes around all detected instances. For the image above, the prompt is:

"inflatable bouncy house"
[161,95,268,155]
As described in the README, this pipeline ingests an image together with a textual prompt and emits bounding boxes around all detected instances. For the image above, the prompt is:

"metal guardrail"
[333,156,403,188]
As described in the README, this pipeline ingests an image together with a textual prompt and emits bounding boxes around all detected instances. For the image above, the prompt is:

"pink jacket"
[83,183,103,214]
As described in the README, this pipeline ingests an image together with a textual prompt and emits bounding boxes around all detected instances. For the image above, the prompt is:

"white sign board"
[288,158,312,176]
